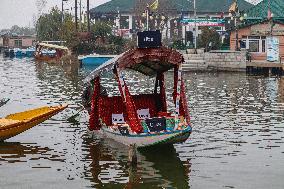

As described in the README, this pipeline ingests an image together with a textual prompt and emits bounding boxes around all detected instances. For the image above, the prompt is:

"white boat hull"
[88,127,191,148]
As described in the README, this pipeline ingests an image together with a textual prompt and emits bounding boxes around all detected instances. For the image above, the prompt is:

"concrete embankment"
[181,49,246,72]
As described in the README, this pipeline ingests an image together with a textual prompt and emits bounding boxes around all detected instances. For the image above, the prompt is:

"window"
[249,40,259,52]
[242,36,266,53]
[14,40,22,47]
[262,39,266,52]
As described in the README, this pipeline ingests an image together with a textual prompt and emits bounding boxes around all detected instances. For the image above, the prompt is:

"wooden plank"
[246,61,283,68]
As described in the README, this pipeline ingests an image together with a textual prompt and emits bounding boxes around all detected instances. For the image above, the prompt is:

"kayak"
[0,98,10,107]
[0,105,67,141]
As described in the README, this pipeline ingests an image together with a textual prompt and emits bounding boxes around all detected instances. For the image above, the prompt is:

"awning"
[37,43,69,50]
[83,47,184,84]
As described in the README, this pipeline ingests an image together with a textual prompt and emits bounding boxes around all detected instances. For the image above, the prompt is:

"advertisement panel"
[267,37,279,62]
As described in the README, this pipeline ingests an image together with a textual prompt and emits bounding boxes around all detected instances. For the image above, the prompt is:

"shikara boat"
[0,98,9,107]
[0,105,67,141]
[35,43,69,62]
[82,31,192,148]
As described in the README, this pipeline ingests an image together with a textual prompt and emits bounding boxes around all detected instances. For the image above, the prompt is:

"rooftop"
[245,0,284,18]
[90,0,253,15]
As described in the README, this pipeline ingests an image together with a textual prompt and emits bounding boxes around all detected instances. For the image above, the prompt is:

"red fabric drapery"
[180,80,190,124]
[173,65,178,105]
[172,65,190,123]
[89,77,101,131]
[115,70,143,133]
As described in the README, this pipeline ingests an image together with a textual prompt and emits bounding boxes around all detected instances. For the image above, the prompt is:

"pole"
[87,0,90,32]
[194,0,197,49]
[146,6,149,31]
[79,0,82,31]
[75,0,78,31]
[61,0,64,22]
[235,0,239,51]
[235,16,238,51]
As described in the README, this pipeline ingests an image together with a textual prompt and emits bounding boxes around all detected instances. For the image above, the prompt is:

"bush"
[197,27,221,51]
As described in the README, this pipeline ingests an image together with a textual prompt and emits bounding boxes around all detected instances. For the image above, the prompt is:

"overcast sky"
[0,0,110,30]
[0,0,260,30]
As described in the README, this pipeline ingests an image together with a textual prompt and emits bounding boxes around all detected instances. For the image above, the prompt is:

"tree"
[36,7,77,46]
[0,25,36,35]
[92,21,113,43]
[197,27,221,51]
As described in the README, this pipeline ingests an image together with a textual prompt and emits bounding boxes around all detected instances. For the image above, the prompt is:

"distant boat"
[25,47,36,57]
[35,43,69,62]
[0,104,67,141]
[78,54,117,66]
[0,98,9,107]
[14,48,23,57]
[3,49,15,58]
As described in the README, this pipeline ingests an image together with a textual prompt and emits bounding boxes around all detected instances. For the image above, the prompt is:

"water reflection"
[0,142,64,165]
[82,137,190,188]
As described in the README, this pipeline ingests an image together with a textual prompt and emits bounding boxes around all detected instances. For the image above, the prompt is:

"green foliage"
[36,7,77,45]
[75,21,132,55]
[92,21,112,41]
[197,27,221,51]
[36,8,132,55]
[171,40,187,50]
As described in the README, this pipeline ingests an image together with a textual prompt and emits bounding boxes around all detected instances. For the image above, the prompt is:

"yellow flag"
[229,1,238,12]
[150,0,159,10]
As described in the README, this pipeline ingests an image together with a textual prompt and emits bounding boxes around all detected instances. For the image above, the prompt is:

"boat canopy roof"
[84,47,184,84]
[37,43,68,50]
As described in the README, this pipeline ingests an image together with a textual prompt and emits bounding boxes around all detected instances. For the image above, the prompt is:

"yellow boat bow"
[0,105,67,141]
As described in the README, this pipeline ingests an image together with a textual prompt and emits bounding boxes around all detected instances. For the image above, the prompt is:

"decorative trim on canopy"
[84,47,184,84]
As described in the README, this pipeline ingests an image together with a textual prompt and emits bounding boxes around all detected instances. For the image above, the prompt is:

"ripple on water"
[1,58,284,188]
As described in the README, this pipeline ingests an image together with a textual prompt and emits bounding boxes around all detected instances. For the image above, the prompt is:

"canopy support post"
[173,65,182,130]
[115,67,143,133]
[89,77,101,131]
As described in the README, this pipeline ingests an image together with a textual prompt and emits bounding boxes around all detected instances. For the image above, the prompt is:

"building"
[1,35,36,48]
[230,0,284,61]
[90,0,252,43]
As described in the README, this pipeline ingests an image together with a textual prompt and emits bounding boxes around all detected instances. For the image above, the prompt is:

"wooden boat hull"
[35,55,58,62]
[0,105,67,141]
[90,126,191,148]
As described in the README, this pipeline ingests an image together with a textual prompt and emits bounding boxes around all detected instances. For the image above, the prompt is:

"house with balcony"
[90,0,252,44]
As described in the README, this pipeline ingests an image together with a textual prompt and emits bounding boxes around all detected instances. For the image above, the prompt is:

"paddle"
[67,107,85,122]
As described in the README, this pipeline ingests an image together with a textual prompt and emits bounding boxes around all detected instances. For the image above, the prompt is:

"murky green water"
[0,56,284,189]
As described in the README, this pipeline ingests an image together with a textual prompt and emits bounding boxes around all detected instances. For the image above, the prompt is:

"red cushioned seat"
[99,94,160,126]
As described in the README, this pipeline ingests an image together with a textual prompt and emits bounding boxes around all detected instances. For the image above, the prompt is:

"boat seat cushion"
[99,94,159,126]
[137,108,150,120]
[112,113,125,124]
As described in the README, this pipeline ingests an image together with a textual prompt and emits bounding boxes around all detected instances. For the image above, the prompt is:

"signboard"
[137,31,162,48]
[145,117,166,132]
[267,36,279,62]
[180,18,225,27]
[118,126,130,136]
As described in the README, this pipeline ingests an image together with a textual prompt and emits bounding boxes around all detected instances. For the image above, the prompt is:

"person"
[239,40,246,49]
[208,41,212,51]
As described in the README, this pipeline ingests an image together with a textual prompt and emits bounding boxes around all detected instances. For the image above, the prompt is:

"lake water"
[0,56,284,189]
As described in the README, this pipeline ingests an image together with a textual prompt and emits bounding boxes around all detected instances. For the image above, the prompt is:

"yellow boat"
[0,105,67,141]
